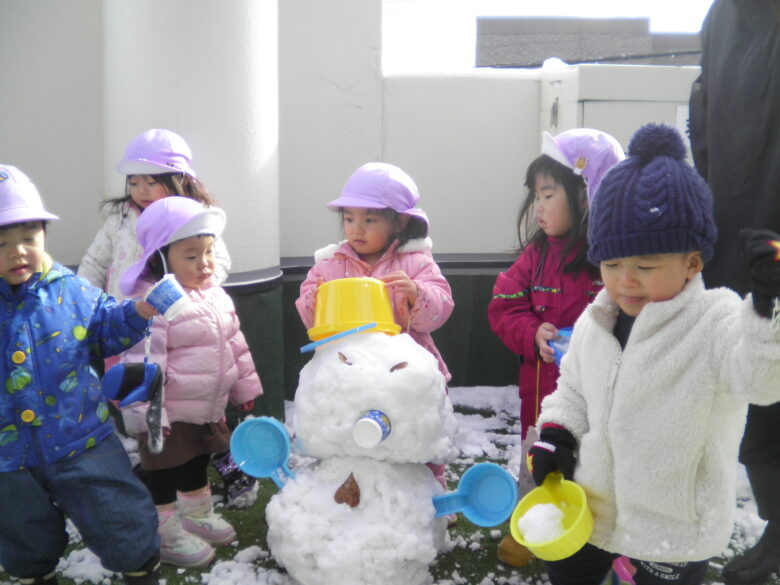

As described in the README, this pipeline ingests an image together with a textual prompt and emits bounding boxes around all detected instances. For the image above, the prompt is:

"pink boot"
[157,505,215,568]
[178,486,237,546]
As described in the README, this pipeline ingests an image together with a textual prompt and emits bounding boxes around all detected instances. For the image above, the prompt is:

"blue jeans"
[0,433,159,578]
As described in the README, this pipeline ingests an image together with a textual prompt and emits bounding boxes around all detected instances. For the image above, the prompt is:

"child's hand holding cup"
[144,274,191,320]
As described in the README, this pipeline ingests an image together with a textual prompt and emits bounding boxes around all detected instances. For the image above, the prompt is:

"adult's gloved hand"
[741,228,780,318]
[526,424,577,486]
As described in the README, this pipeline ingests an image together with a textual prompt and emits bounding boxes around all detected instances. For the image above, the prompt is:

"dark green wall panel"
[228,285,286,420]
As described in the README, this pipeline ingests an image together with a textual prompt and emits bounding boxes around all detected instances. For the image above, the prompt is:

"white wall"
[279,0,383,259]
[383,70,541,253]
[0,0,702,267]
[0,0,103,265]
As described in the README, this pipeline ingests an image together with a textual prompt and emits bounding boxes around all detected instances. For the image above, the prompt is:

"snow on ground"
[1,386,767,585]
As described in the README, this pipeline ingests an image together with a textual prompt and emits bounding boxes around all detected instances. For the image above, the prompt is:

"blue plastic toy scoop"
[230,417,295,488]
[548,326,573,366]
[432,462,518,527]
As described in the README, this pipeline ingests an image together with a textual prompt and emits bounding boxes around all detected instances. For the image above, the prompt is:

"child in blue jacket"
[0,165,161,584]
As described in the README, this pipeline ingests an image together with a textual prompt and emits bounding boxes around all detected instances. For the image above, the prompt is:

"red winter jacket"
[488,236,601,437]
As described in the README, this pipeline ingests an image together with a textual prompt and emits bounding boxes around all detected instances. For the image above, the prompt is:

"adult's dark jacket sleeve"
[688,0,780,295]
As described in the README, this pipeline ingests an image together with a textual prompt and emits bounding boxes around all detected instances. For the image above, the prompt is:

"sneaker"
[497,534,535,567]
[227,478,259,509]
[446,514,458,527]
[158,508,215,568]
[178,488,237,546]
[212,452,258,507]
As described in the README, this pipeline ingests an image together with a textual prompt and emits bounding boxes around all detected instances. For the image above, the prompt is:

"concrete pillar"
[103,0,279,281]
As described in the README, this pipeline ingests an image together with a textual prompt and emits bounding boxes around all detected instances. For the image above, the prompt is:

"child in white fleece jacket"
[526,124,780,585]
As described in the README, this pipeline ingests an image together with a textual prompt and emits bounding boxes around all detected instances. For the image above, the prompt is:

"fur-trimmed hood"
[314,237,433,264]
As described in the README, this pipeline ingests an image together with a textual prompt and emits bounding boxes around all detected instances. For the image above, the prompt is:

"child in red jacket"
[488,128,623,565]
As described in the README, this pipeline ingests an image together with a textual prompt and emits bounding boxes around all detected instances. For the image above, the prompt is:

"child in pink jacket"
[296,162,454,380]
[119,197,263,569]
[295,162,454,512]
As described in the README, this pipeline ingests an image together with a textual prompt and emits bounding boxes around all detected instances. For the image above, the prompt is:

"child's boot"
[211,451,258,508]
[157,504,215,568]
[497,534,535,567]
[122,554,161,585]
[178,486,237,546]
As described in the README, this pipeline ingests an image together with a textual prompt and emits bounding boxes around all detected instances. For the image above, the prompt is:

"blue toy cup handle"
[432,492,468,516]
[271,461,295,489]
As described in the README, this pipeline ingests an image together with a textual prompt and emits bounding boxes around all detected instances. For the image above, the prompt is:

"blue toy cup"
[145,274,190,320]
[432,462,518,527]
[230,417,295,488]
[548,326,573,366]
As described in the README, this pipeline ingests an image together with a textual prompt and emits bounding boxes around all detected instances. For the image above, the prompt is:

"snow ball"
[517,503,565,543]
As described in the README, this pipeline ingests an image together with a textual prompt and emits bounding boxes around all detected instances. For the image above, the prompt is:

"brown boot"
[497,534,535,567]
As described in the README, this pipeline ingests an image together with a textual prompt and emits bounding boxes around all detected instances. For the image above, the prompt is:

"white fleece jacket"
[537,274,780,562]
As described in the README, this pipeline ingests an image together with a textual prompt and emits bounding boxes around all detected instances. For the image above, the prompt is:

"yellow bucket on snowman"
[307,277,401,342]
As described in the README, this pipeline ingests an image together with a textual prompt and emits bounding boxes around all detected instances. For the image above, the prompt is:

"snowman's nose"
[352,409,392,448]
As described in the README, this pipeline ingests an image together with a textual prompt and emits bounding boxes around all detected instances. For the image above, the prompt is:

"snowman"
[264,330,459,585]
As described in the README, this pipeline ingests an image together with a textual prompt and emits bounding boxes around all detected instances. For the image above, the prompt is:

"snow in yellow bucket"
[510,472,593,561]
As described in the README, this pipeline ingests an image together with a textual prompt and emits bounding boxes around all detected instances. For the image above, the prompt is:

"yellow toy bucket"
[509,472,593,561]
[307,277,401,341]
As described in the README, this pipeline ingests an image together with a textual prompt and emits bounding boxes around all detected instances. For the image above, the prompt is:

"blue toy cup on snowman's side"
[230,417,295,489]
[432,462,518,527]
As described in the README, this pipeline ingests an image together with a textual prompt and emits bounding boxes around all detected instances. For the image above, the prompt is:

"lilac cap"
[542,128,625,204]
[327,162,429,227]
[119,197,226,296]
[0,164,59,226]
[116,129,196,177]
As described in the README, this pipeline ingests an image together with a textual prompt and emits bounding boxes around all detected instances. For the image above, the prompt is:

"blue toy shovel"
[230,417,295,488]
[432,462,518,527]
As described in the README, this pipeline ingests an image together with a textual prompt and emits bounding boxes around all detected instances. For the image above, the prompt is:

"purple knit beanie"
[587,124,717,264]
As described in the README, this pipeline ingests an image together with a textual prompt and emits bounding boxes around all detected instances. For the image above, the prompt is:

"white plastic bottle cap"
[352,418,383,448]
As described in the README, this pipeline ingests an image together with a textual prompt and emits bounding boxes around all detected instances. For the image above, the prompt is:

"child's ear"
[686,251,704,278]
[397,214,410,230]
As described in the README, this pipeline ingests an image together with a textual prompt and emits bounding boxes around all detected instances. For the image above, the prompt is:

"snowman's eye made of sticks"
[338,352,353,365]
[390,361,408,372]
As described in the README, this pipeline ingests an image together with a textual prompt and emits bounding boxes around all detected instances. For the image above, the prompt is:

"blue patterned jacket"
[0,258,148,471]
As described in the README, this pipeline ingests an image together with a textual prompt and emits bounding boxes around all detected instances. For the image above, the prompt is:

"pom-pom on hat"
[120,197,225,296]
[542,128,625,205]
[587,123,717,265]
[0,164,59,226]
[327,162,429,228]
[116,129,196,177]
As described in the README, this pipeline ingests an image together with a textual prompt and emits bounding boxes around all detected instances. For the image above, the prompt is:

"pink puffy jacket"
[295,237,454,380]
[120,280,263,435]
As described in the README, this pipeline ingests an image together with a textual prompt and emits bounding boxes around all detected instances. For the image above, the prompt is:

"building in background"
[477,17,701,68]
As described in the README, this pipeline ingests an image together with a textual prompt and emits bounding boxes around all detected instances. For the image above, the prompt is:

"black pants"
[146,454,210,505]
[739,402,780,467]
[545,543,709,585]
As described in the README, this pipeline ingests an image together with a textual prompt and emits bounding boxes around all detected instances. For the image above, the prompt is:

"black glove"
[526,425,577,486]
[741,228,780,318]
